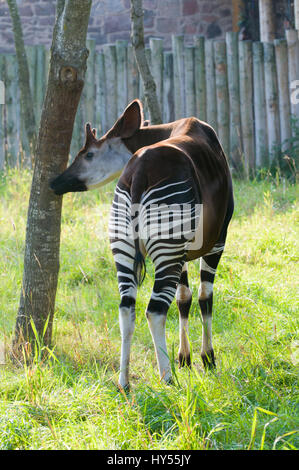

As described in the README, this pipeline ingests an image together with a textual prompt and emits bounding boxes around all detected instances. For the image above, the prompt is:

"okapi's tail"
[131,164,148,286]
[133,246,146,286]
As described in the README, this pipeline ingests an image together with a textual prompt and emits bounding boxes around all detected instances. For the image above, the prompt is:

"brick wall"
[0,0,233,53]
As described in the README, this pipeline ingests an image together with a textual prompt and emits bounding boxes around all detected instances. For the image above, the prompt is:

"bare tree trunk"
[259,0,275,42]
[13,0,92,356]
[6,0,36,158]
[130,0,162,124]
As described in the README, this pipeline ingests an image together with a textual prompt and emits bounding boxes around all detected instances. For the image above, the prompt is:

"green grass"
[0,168,298,450]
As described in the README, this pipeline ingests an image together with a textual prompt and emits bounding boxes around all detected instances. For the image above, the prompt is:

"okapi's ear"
[109,100,143,138]
[85,123,97,145]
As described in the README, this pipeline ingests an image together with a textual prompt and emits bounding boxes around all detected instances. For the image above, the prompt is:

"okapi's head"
[50,100,143,195]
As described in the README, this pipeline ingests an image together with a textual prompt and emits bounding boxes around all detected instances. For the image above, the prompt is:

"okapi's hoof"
[165,376,174,386]
[178,352,192,369]
[201,350,216,370]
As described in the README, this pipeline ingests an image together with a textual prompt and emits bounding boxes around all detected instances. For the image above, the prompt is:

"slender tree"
[130,0,162,124]
[13,0,92,356]
[6,0,36,156]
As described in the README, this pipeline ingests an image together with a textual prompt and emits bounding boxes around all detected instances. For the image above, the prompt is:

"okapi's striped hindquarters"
[50,100,234,389]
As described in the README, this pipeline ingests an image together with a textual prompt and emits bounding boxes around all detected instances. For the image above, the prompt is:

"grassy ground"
[0,169,298,450]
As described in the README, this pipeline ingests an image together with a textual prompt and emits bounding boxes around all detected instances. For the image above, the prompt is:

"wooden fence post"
[127,44,139,104]
[274,39,292,151]
[35,44,46,127]
[0,54,5,170]
[253,42,268,167]
[205,39,217,132]
[5,54,20,167]
[25,45,36,103]
[149,38,163,111]
[239,40,255,177]
[263,42,280,164]
[172,35,186,119]
[259,0,275,42]
[103,44,117,129]
[116,40,128,116]
[214,40,229,157]
[95,51,107,135]
[226,32,242,170]
[185,46,196,117]
[163,51,174,123]
[194,36,206,121]
[286,29,299,127]
[295,0,299,38]
[45,48,51,84]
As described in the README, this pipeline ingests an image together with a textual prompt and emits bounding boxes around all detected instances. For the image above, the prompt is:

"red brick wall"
[0,0,233,53]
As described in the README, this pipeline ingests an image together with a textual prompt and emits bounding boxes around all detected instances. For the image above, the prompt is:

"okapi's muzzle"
[50,171,87,196]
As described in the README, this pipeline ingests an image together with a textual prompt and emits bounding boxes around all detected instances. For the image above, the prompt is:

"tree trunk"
[130,0,162,124]
[13,0,92,356]
[259,0,275,42]
[6,0,36,161]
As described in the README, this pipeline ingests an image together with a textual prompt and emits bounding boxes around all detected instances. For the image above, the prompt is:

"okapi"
[51,100,234,389]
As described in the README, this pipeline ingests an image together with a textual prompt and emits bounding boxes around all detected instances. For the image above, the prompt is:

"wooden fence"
[0,32,298,175]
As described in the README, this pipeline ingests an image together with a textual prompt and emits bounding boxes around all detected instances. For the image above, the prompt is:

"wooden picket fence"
[0,32,298,175]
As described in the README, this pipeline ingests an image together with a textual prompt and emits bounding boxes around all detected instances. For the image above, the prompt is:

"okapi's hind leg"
[176,263,192,368]
[199,243,225,370]
[146,255,186,384]
[110,188,138,391]
[118,291,137,391]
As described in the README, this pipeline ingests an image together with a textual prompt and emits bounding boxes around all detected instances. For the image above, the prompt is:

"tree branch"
[130,0,162,124]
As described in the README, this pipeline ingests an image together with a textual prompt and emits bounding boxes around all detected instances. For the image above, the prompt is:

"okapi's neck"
[123,124,173,154]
